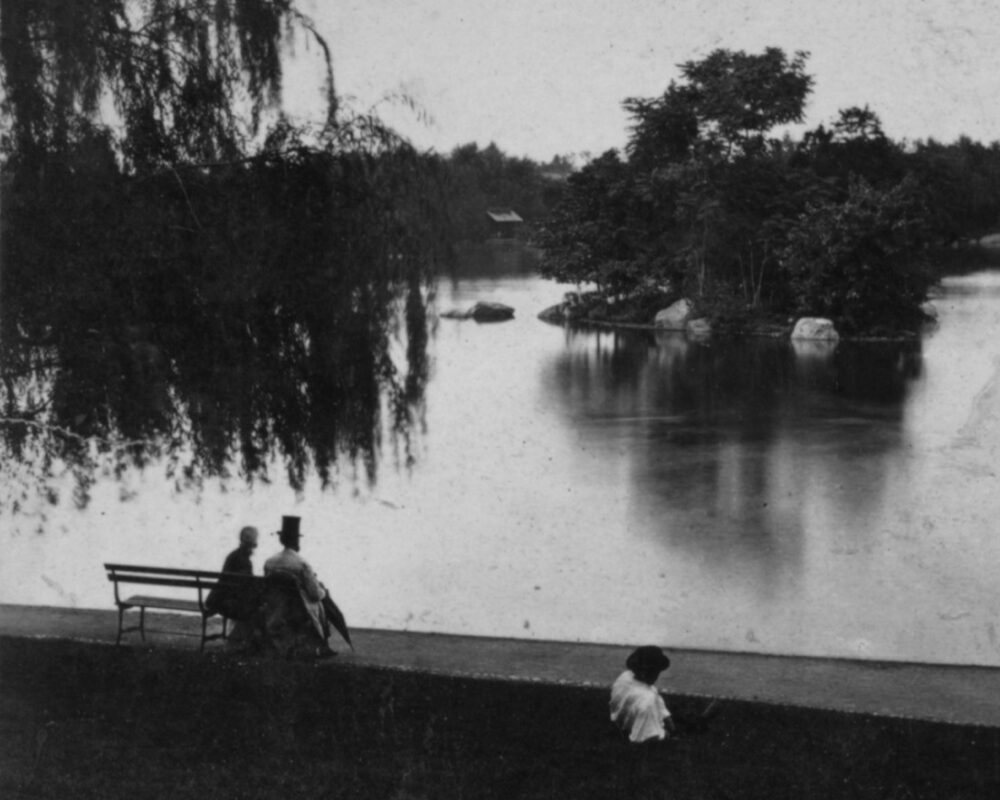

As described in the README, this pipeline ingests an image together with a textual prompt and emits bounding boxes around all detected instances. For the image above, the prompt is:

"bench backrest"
[104,563,263,604]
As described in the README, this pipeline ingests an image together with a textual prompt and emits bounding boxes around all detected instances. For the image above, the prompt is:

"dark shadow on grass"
[2,637,999,799]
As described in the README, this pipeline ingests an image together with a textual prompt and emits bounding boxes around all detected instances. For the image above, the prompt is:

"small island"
[534,48,998,342]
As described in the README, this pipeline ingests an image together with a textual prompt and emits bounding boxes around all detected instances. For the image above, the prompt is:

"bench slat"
[121,595,203,613]
[106,574,216,590]
[106,568,262,587]
[105,563,231,579]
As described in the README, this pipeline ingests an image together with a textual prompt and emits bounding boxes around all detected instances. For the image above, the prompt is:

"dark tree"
[0,1,451,511]
[778,176,934,333]
[1,0,335,168]
[625,48,813,165]
[537,150,656,298]
[795,106,905,190]
[905,136,1000,247]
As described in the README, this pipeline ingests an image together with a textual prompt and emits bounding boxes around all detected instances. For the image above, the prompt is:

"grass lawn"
[2,637,999,799]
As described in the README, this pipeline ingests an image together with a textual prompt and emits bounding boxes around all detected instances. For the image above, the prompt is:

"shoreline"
[3,604,1000,728]
[531,241,1000,341]
[536,308,927,342]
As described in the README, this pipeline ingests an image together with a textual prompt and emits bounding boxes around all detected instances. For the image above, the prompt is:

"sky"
[284,0,1000,162]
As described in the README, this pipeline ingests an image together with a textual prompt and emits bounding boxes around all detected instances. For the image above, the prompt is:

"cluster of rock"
[655,298,843,341]
[539,293,847,342]
[449,288,922,342]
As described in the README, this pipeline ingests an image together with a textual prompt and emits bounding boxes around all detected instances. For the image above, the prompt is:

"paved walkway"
[3,604,1000,728]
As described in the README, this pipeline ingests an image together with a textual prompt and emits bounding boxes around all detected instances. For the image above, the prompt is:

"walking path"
[3,603,1000,728]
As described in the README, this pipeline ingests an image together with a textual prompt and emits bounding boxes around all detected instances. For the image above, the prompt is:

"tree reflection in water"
[0,144,449,512]
[547,326,924,590]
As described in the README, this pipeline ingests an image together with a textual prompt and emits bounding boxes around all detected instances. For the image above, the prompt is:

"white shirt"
[609,670,671,743]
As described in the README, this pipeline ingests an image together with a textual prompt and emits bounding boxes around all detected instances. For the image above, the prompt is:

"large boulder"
[654,299,693,330]
[537,304,565,323]
[791,317,839,341]
[441,301,515,322]
[468,301,514,321]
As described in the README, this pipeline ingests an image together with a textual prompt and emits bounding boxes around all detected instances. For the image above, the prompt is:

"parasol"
[322,594,354,650]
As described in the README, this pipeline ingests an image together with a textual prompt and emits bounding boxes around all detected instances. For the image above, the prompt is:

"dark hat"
[626,646,671,675]
[278,515,302,544]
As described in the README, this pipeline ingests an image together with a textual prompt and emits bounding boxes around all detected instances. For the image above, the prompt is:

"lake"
[5,248,1000,666]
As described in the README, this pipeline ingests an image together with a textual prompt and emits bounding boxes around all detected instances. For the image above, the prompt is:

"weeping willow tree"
[1,0,337,166]
[0,0,451,511]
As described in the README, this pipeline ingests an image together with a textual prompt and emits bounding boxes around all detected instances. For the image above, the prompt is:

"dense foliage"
[1,0,335,169]
[539,47,1000,334]
[779,176,933,332]
[907,136,1000,247]
[0,0,449,507]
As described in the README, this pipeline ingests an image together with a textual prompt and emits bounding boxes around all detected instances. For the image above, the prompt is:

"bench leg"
[200,615,208,652]
[116,606,125,646]
[139,607,146,642]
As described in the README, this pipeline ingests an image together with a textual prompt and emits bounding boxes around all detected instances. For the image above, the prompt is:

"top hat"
[626,645,671,675]
[278,515,302,544]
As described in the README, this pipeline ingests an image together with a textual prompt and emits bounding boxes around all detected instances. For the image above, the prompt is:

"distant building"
[486,209,524,239]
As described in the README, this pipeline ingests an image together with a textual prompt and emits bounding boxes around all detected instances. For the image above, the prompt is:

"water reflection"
[0,275,431,511]
[545,328,924,597]
[442,242,544,282]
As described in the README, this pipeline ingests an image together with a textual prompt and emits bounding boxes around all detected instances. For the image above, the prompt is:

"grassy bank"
[2,637,999,799]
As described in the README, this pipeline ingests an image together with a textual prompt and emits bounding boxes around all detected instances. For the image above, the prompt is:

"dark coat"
[206,547,259,620]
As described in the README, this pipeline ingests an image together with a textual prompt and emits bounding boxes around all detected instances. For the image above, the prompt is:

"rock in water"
[790,317,839,340]
[467,302,515,322]
[440,302,515,322]
[537,304,565,323]
[654,299,692,330]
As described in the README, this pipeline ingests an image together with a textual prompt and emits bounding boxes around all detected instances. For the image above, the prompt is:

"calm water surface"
[7,258,1000,666]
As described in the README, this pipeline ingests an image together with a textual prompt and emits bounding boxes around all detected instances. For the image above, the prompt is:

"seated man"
[262,515,334,657]
[610,646,677,743]
[205,526,264,643]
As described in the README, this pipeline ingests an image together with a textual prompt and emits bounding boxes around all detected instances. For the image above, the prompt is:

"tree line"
[438,143,571,241]
[537,47,1000,335]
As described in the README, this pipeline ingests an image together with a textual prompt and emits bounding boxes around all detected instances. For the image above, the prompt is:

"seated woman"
[610,646,676,743]
[262,515,334,658]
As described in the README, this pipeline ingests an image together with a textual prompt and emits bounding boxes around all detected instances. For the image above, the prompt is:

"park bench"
[104,563,264,651]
